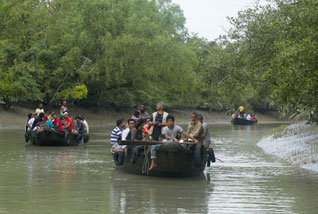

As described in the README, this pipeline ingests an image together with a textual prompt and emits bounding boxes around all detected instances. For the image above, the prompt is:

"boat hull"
[114,142,207,177]
[29,128,89,146]
[232,117,257,125]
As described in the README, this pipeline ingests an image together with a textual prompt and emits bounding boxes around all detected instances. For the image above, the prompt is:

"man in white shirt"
[121,119,136,141]
[35,103,44,116]
[27,112,38,131]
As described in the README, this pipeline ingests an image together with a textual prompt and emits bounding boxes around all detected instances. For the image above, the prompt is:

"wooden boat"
[112,140,212,177]
[28,128,89,146]
[232,117,257,125]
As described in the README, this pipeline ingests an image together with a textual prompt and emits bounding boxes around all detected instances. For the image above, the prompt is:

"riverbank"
[0,105,285,130]
[258,122,318,172]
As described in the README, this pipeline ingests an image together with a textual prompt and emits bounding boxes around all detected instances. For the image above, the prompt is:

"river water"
[0,123,318,214]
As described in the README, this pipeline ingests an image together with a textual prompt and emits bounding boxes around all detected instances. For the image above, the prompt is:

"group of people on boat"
[25,101,89,144]
[231,106,257,122]
[110,101,211,170]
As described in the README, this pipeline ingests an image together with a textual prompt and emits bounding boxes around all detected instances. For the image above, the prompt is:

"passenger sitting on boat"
[47,111,54,121]
[252,114,257,121]
[81,116,89,134]
[139,104,151,121]
[162,115,197,143]
[25,113,32,133]
[133,119,145,141]
[44,117,54,129]
[246,114,252,121]
[237,106,245,118]
[185,112,204,144]
[52,113,63,132]
[231,114,236,122]
[35,103,45,116]
[73,116,84,144]
[27,112,38,132]
[62,112,72,131]
[32,112,44,130]
[110,119,126,153]
[131,111,140,122]
[122,119,136,141]
[149,134,165,170]
[197,114,210,150]
[60,100,68,119]
[62,112,73,141]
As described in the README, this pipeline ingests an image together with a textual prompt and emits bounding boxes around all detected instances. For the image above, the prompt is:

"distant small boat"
[28,128,89,146]
[112,140,215,177]
[232,117,257,125]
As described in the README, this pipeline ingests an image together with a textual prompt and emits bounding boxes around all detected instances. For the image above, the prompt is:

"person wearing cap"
[62,112,73,142]
[62,112,72,132]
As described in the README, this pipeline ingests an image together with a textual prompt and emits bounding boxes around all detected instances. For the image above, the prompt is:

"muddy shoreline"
[0,105,287,130]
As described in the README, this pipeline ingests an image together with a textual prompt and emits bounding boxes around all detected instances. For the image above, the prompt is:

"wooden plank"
[118,140,164,145]
[118,140,197,146]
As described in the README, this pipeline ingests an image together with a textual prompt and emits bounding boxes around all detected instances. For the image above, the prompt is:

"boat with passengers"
[112,140,215,177]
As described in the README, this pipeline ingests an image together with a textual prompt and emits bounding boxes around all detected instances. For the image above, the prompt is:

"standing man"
[237,106,244,118]
[148,101,168,170]
[148,101,168,141]
[110,119,126,153]
[60,100,68,119]
[35,103,45,116]
[185,112,205,144]
[198,114,210,150]
[139,104,150,121]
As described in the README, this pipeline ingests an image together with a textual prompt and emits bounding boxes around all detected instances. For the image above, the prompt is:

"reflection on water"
[109,170,213,214]
[0,124,318,214]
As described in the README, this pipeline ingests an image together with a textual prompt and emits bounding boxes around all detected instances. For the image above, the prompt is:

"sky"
[171,0,268,41]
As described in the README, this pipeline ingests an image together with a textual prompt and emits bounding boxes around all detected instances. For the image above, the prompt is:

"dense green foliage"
[1,0,317,120]
[0,0,198,108]
[190,0,318,120]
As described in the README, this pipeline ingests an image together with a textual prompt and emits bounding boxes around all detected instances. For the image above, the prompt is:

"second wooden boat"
[113,140,208,177]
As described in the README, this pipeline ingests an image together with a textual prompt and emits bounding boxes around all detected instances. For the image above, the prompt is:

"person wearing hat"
[148,101,169,170]
[62,112,73,142]
[62,112,73,132]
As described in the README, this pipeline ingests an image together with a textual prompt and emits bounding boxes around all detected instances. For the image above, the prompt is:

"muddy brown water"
[0,123,318,214]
